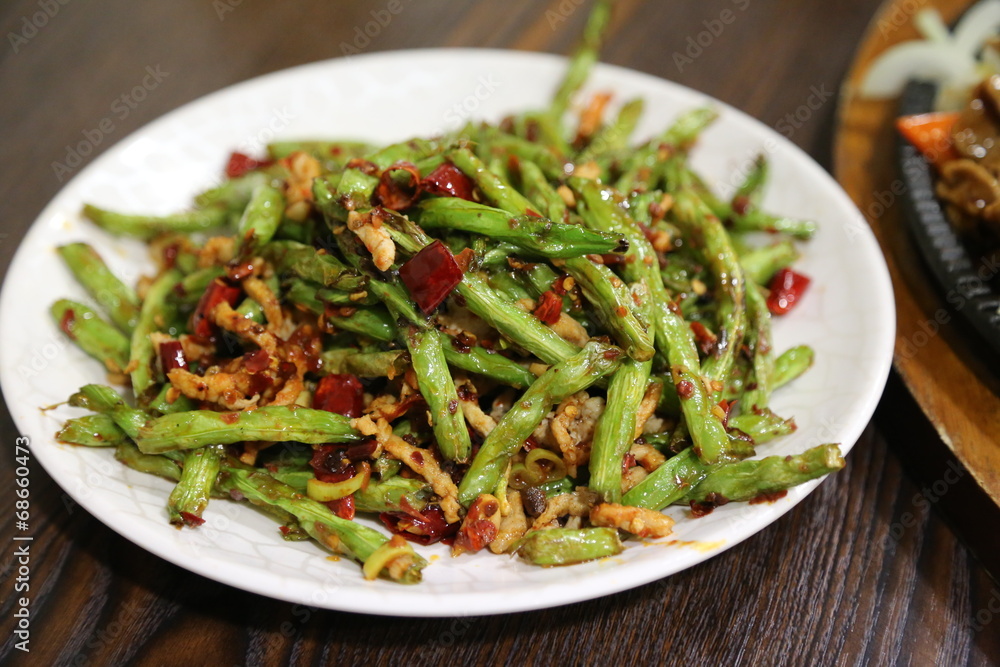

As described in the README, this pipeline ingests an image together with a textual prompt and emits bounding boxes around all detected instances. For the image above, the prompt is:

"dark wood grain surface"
[1,1,998,665]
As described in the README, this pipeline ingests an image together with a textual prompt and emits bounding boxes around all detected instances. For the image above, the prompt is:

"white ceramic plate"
[0,50,894,616]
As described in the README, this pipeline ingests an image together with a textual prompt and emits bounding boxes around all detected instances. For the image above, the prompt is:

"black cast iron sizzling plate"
[897,79,1000,356]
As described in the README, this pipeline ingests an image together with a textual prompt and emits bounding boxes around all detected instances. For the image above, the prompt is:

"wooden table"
[1,1,998,664]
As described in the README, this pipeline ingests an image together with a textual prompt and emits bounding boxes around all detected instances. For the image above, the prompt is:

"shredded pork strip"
[590,503,675,539]
[353,416,462,524]
[530,487,599,531]
[629,442,666,472]
[633,381,663,438]
[347,210,396,271]
[243,276,286,334]
[455,377,497,438]
[489,489,528,554]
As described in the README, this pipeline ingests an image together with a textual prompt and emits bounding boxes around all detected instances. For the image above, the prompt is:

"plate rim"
[0,47,896,616]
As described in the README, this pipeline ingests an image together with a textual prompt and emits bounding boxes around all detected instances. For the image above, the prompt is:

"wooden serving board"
[835,0,1000,505]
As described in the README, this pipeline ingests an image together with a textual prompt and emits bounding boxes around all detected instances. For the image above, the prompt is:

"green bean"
[331,225,430,328]
[416,197,625,258]
[406,327,472,462]
[739,283,773,411]
[616,106,717,193]
[236,184,283,254]
[129,269,182,399]
[730,210,817,240]
[668,174,746,388]
[517,159,569,223]
[50,300,130,373]
[235,297,265,323]
[56,414,128,447]
[458,341,622,506]
[354,476,431,513]
[728,409,795,445]
[218,464,426,583]
[82,204,228,240]
[135,406,361,454]
[573,178,731,464]
[578,97,644,163]
[457,273,579,365]
[315,286,379,307]
[366,137,440,170]
[550,0,612,122]
[681,444,844,504]
[739,240,800,286]
[535,477,575,498]
[621,448,711,510]
[515,527,623,566]
[447,147,539,215]
[261,240,366,291]
[56,243,141,332]
[195,170,271,213]
[267,140,371,161]
[438,333,536,389]
[732,154,769,211]
[479,128,567,179]
[561,257,653,361]
[318,347,358,374]
[168,445,224,526]
[171,267,226,306]
[332,168,378,216]
[343,350,409,378]
[772,345,814,388]
[588,359,652,503]
[478,241,530,268]
[115,441,182,482]
[148,383,198,415]
[69,384,148,439]
[488,270,534,301]
[326,305,400,343]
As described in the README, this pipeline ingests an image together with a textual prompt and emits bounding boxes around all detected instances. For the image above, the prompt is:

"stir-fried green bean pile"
[52,0,843,584]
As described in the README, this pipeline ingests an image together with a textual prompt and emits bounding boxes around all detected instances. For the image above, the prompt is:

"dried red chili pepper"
[225,151,272,179]
[326,496,356,520]
[191,279,242,338]
[379,505,460,545]
[159,340,188,373]
[59,308,76,339]
[421,162,476,201]
[533,290,563,325]
[374,161,421,210]
[766,268,811,316]
[312,373,365,418]
[179,512,206,527]
[399,240,464,313]
[689,321,718,356]
[243,348,270,373]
